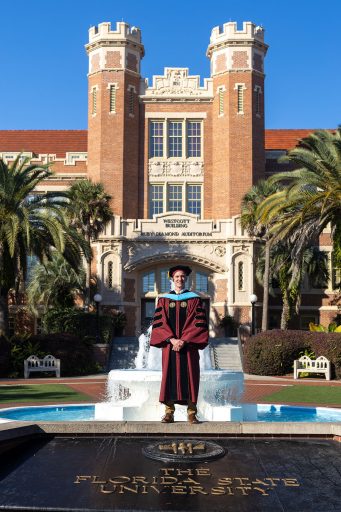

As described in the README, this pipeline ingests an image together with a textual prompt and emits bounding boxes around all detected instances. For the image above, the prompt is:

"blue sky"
[1,0,340,130]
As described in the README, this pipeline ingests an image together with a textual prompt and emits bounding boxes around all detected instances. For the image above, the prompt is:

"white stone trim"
[145,112,207,119]
[64,152,88,165]
[141,68,213,99]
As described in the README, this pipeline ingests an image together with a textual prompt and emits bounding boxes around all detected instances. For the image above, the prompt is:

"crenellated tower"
[85,22,144,216]
[207,22,268,217]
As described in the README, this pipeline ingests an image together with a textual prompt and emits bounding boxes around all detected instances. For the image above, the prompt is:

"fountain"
[95,328,252,422]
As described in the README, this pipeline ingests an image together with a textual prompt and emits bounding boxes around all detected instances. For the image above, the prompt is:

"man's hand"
[170,338,185,351]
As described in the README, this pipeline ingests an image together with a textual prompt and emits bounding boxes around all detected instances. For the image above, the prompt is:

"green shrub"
[29,333,97,377]
[8,333,97,377]
[0,337,12,377]
[42,308,114,343]
[244,330,307,376]
[307,332,341,379]
[244,330,341,378]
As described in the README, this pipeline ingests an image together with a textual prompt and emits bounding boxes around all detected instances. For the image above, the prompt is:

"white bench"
[294,355,331,380]
[24,355,61,379]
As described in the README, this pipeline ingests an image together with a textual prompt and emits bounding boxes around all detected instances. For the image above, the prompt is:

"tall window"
[150,185,164,216]
[219,89,224,115]
[109,85,116,113]
[238,261,244,290]
[187,185,202,215]
[108,261,113,289]
[168,185,182,212]
[187,121,201,157]
[196,272,208,293]
[255,88,261,115]
[237,85,244,113]
[168,121,182,157]
[160,269,170,293]
[149,121,164,157]
[142,271,155,293]
[92,88,97,114]
[129,88,134,115]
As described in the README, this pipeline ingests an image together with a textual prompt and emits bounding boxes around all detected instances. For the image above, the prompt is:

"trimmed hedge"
[9,333,97,377]
[42,308,114,343]
[244,330,341,379]
[0,337,11,377]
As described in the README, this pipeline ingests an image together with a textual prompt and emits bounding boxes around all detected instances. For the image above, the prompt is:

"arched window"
[238,261,244,291]
[108,261,113,289]
[196,271,208,293]
[160,269,170,293]
[142,271,155,293]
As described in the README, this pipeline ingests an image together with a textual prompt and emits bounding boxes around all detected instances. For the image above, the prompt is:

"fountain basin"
[95,368,245,421]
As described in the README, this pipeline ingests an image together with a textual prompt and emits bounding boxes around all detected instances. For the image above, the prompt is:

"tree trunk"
[280,290,290,330]
[85,232,92,311]
[261,239,271,331]
[0,288,10,337]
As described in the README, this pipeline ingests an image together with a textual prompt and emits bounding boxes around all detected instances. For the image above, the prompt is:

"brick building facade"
[0,20,339,336]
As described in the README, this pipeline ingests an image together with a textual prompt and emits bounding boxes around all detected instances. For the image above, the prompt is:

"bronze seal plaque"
[169,302,176,308]
[180,301,187,308]
[142,439,225,462]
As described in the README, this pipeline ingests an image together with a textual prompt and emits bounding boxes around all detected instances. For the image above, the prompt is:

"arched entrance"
[139,262,212,331]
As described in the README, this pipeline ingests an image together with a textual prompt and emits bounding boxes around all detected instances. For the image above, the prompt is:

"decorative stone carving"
[102,244,120,254]
[142,68,213,99]
[167,161,184,176]
[214,245,226,257]
[233,244,250,253]
[149,161,165,176]
[127,244,136,257]
[149,160,204,178]
[186,161,203,176]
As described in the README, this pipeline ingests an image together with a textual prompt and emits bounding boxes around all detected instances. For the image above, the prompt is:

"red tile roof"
[264,129,329,150]
[0,130,87,158]
[0,129,332,156]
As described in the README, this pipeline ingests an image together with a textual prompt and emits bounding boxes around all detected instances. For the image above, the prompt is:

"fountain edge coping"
[0,421,341,440]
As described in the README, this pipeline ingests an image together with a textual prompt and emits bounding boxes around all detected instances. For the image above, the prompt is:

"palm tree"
[241,180,279,331]
[258,129,341,283]
[0,155,90,336]
[27,253,86,314]
[67,180,113,308]
[256,243,329,329]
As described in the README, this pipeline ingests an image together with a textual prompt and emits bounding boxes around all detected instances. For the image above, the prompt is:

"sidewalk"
[0,373,340,409]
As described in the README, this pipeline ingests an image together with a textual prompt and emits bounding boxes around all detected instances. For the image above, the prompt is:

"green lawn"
[261,385,341,405]
[0,385,92,404]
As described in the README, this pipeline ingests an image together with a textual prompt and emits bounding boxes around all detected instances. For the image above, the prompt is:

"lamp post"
[94,293,102,344]
[250,294,258,336]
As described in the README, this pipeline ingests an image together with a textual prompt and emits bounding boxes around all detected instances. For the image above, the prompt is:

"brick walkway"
[0,374,340,409]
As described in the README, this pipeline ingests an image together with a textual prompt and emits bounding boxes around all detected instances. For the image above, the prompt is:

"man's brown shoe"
[188,414,200,424]
[161,413,174,423]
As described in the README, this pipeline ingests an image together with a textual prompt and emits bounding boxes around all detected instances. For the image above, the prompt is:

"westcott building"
[0,21,339,336]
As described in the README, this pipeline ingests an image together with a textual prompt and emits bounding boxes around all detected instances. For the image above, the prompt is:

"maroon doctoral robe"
[149,291,209,404]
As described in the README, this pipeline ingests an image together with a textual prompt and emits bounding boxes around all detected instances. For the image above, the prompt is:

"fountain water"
[95,325,250,421]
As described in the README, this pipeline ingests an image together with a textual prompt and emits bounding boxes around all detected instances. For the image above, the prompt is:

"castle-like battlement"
[210,21,265,44]
[88,21,142,44]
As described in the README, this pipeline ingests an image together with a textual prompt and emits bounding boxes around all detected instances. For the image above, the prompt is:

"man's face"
[172,270,187,291]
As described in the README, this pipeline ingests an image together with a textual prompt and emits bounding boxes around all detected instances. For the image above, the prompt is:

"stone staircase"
[107,336,243,373]
[209,337,243,372]
[107,337,139,370]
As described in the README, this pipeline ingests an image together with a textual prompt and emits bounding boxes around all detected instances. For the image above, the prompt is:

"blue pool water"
[0,404,341,422]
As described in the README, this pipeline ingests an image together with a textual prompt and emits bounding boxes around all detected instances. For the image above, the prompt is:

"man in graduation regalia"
[150,265,209,424]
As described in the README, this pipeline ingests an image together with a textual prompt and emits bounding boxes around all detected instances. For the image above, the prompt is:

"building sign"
[125,213,231,240]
